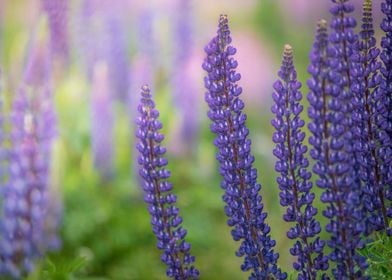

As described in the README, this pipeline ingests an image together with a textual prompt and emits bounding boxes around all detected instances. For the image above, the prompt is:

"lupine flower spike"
[0,31,57,278]
[307,1,368,278]
[202,15,286,280]
[272,44,328,279]
[307,19,330,216]
[135,85,199,280]
[381,0,392,140]
[351,0,391,234]
[380,0,392,234]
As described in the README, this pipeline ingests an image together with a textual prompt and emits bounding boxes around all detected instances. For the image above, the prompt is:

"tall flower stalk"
[351,0,391,234]
[0,32,57,278]
[202,15,286,280]
[91,62,114,180]
[381,0,392,140]
[307,0,368,278]
[135,85,199,279]
[380,0,392,234]
[272,45,328,279]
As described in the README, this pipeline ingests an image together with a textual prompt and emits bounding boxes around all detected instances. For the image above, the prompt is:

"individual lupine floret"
[308,0,368,278]
[135,85,199,280]
[272,45,328,279]
[202,15,286,280]
[351,0,391,234]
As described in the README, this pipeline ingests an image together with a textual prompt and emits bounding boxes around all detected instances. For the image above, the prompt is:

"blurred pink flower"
[234,32,275,108]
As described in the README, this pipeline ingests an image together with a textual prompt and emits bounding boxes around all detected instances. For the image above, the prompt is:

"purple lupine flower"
[106,14,130,102]
[0,68,4,181]
[381,0,392,139]
[91,62,114,180]
[272,45,328,279]
[307,19,329,196]
[0,87,30,278]
[202,15,286,280]
[171,0,199,155]
[41,0,69,60]
[80,0,130,102]
[380,0,392,231]
[351,0,391,234]
[0,35,57,278]
[307,1,368,278]
[135,85,199,279]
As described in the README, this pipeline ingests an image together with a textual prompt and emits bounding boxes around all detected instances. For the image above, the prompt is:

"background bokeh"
[0,0,386,279]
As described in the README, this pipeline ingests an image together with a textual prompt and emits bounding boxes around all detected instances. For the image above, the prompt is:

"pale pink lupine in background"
[234,32,275,108]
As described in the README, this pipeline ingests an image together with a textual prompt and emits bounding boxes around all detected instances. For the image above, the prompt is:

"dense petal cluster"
[307,19,329,195]
[202,15,286,280]
[135,85,199,280]
[351,0,391,234]
[307,1,368,278]
[272,45,328,279]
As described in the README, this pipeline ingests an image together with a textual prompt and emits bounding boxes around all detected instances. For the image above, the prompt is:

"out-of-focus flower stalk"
[171,0,199,155]
[0,26,58,278]
[91,61,114,180]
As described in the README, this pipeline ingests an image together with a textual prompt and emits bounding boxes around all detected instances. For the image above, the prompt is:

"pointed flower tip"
[219,14,228,22]
[363,0,372,10]
[318,19,327,29]
[218,14,229,31]
[140,84,154,108]
[283,44,293,58]
[141,84,150,93]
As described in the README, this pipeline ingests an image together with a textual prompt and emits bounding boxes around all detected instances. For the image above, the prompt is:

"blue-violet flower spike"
[380,0,392,234]
[135,85,199,280]
[351,0,391,234]
[272,44,328,279]
[202,15,286,280]
[313,1,368,278]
